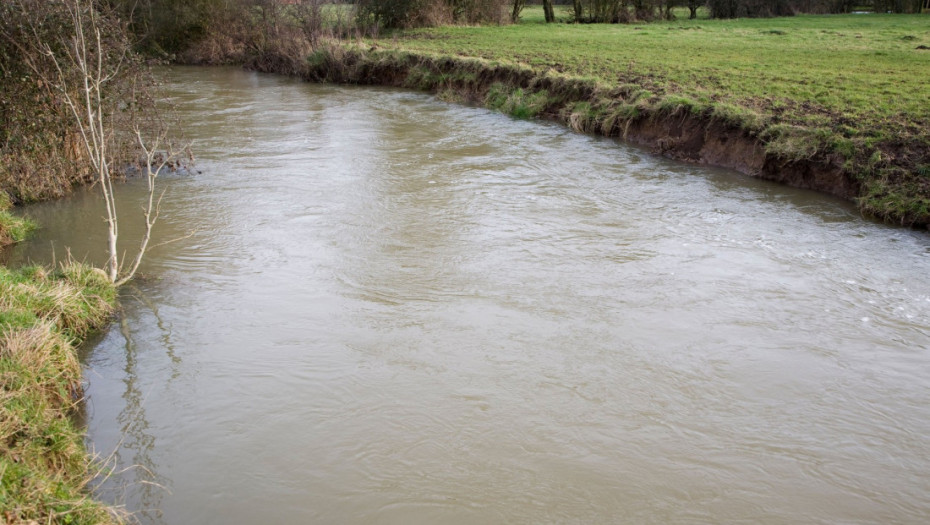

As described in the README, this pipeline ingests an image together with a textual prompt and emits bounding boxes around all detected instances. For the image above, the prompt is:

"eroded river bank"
[9,66,930,524]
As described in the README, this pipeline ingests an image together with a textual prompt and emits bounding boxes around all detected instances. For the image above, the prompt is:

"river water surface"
[9,67,930,524]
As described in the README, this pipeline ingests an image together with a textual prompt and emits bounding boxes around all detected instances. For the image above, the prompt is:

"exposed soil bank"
[245,44,926,227]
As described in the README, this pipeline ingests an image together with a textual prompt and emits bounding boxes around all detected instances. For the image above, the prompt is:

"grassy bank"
[0,254,118,523]
[384,9,930,225]
[275,8,930,225]
[1,131,118,523]
[400,8,929,134]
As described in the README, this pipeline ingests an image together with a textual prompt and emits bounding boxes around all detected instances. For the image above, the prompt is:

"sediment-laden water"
[9,66,930,524]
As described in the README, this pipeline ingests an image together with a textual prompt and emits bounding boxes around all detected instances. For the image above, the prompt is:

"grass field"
[391,8,930,140]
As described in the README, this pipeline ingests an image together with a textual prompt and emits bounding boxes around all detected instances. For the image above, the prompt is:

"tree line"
[351,0,929,27]
[536,0,926,23]
[12,0,920,51]
[706,0,926,18]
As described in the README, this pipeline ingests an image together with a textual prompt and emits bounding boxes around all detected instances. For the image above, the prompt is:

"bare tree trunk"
[663,1,674,20]
[689,0,699,19]
[511,0,526,22]
[543,0,556,22]
[46,2,122,281]
[42,0,177,285]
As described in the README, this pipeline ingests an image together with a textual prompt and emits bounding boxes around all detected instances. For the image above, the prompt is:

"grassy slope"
[0,255,118,523]
[375,7,930,224]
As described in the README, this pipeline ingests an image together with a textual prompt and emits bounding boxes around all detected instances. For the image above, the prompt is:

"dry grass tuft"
[0,263,118,524]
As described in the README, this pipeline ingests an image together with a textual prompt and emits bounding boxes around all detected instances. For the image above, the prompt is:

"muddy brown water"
[8,67,930,524]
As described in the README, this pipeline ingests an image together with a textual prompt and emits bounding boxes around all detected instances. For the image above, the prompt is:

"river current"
[9,67,930,524]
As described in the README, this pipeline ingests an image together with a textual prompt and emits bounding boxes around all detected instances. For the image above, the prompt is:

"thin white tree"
[43,0,177,285]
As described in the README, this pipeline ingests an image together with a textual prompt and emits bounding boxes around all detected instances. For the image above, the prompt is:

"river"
[8,66,930,524]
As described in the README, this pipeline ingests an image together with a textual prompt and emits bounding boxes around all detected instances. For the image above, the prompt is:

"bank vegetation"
[143,1,929,226]
[1,262,117,524]
[1,166,117,524]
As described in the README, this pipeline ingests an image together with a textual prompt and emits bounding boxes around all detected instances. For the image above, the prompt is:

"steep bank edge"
[248,44,927,227]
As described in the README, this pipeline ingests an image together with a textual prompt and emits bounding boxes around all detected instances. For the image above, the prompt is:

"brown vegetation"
[0,0,161,204]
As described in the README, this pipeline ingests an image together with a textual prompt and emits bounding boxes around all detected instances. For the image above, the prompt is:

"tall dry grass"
[0,263,118,525]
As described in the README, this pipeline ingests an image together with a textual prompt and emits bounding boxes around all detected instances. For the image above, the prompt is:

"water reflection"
[84,283,184,521]
[115,313,167,521]
[125,285,183,371]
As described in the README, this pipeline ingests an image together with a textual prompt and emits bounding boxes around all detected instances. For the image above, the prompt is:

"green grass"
[487,83,551,118]
[391,9,929,139]
[0,263,118,525]
[0,193,36,247]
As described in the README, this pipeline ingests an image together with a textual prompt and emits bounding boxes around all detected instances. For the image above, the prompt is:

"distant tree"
[703,0,924,16]
[104,0,225,56]
[657,0,676,20]
[824,0,857,13]
[707,0,735,17]
[687,0,701,18]
[573,0,660,22]
[356,0,508,27]
[876,0,926,12]
[708,0,793,17]
[543,0,556,22]
[630,0,655,19]
[512,0,526,22]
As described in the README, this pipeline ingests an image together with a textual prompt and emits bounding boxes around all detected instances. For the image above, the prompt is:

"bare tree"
[119,117,176,286]
[543,0,556,22]
[511,0,526,22]
[40,0,179,285]
[687,0,701,18]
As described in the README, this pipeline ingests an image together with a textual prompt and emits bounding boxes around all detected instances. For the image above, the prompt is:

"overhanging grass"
[0,263,118,525]
[0,193,36,247]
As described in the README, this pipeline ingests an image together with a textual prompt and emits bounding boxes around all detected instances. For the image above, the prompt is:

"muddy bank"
[622,118,858,201]
[243,44,925,227]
